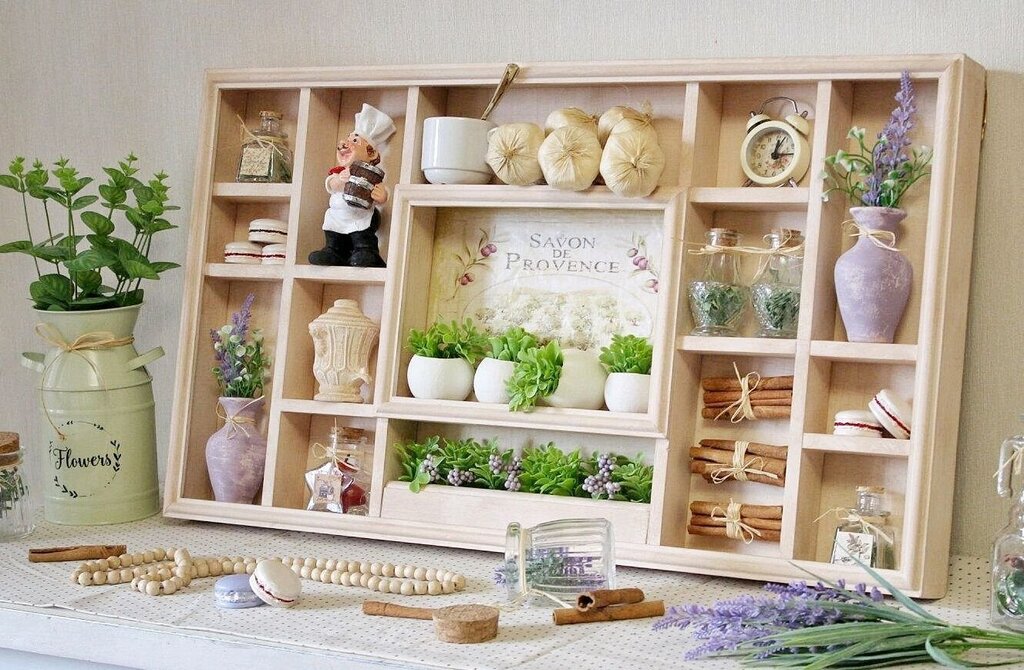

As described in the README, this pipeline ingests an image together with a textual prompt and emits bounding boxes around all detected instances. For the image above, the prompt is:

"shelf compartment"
[275,398,376,418]
[803,433,910,457]
[205,197,291,264]
[803,358,915,435]
[810,341,918,364]
[212,88,301,183]
[678,335,797,356]
[380,482,650,545]
[290,265,388,284]
[688,187,809,211]
[379,397,663,438]
[212,182,293,202]
[205,263,284,281]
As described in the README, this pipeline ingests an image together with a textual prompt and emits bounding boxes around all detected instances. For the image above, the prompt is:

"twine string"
[686,234,803,285]
[814,507,894,546]
[237,114,288,159]
[713,363,762,423]
[215,396,264,438]
[34,323,135,440]
[710,500,762,544]
[843,219,900,251]
[709,440,780,483]
[311,441,362,472]
[994,444,1024,480]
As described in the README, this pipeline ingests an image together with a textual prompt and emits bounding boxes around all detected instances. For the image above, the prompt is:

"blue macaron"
[214,573,264,609]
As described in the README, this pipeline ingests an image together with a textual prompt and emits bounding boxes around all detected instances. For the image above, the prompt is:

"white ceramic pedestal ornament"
[309,299,380,403]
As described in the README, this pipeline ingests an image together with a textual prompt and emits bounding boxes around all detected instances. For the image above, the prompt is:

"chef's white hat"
[354,104,397,153]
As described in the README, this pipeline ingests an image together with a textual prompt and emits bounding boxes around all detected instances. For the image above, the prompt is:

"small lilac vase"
[206,397,267,503]
[834,206,913,343]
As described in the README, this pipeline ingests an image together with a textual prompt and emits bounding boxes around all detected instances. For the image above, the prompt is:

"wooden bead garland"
[71,548,466,597]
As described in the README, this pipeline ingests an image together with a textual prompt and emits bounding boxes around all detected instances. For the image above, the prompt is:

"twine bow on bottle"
[686,234,804,285]
[237,114,288,159]
[34,323,135,439]
[714,362,761,423]
[215,396,264,438]
[710,500,762,544]
[843,220,900,252]
[814,507,894,546]
[709,440,779,483]
[995,444,1024,480]
[311,441,360,470]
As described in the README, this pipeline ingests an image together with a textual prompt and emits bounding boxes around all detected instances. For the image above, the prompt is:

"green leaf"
[30,244,71,262]
[81,211,115,236]
[149,261,179,274]
[30,273,73,305]
[71,176,93,195]
[112,288,144,307]
[124,208,147,231]
[140,200,163,215]
[0,240,33,253]
[70,269,102,294]
[144,218,176,234]
[0,174,20,190]
[122,258,158,280]
[71,195,98,210]
[98,184,126,205]
[68,295,116,310]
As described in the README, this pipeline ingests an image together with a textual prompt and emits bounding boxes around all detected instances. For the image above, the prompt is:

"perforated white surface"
[0,514,993,669]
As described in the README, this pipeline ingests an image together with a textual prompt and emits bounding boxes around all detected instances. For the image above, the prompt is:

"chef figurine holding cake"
[309,103,397,267]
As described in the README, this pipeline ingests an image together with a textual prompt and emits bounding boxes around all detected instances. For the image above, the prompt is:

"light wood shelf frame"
[165,56,985,598]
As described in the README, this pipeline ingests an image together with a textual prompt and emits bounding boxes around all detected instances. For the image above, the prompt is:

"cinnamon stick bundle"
[700,439,788,461]
[703,389,793,404]
[553,600,665,625]
[687,524,781,542]
[690,461,784,487]
[688,513,782,531]
[702,375,794,392]
[689,446,787,478]
[702,406,791,420]
[689,500,783,520]
[704,399,792,408]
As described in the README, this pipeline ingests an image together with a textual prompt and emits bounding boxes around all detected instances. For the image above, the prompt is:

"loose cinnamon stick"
[702,406,791,420]
[689,500,783,520]
[688,513,782,531]
[703,399,792,408]
[28,545,127,563]
[702,375,794,392]
[553,600,665,625]
[362,601,434,620]
[690,461,785,487]
[687,524,781,542]
[699,439,788,461]
[703,389,793,404]
[576,588,645,612]
[689,446,787,478]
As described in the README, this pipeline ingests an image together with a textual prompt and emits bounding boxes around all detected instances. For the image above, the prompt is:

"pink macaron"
[868,389,912,440]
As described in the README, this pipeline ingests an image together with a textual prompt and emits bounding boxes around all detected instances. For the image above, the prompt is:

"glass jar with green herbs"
[752,228,803,339]
[0,432,33,539]
[688,228,747,336]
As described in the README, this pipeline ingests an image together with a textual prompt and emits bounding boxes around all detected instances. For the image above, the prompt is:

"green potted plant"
[507,341,607,412]
[473,326,538,404]
[599,334,653,413]
[1,154,179,524]
[405,319,487,400]
[822,70,931,343]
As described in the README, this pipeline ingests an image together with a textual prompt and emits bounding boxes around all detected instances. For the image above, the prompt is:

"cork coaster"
[433,604,499,644]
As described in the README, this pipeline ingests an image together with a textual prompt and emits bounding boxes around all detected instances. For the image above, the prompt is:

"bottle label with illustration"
[239,146,273,178]
[831,530,875,566]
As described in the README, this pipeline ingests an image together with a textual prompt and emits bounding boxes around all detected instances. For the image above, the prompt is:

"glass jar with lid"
[688,228,747,336]
[751,228,803,338]
[0,432,33,540]
[992,420,1024,630]
[237,110,293,183]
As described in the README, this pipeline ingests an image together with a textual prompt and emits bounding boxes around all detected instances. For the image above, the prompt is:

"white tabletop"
[0,513,994,669]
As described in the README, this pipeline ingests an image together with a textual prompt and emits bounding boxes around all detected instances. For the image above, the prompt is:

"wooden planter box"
[165,55,985,597]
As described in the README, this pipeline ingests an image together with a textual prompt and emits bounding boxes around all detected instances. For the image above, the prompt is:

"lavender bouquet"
[823,71,932,209]
[656,562,1024,667]
[210,293,270,398]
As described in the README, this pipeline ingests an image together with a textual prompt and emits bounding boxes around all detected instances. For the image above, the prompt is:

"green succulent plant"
[599,334,653,374]
[487,326,539,362]
[506,341,563,412]
[406,319,487,364]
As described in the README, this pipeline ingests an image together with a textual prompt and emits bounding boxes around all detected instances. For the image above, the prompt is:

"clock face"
[746,128,797,179]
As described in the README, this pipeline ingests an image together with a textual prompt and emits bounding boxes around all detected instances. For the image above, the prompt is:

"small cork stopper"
[432,604,499,644]
[707,228,739,247]
[857,485,886,494]
[0,432,19,455]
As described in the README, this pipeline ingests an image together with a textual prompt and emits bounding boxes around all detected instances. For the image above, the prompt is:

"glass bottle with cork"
[237,110,293,183]
[992,421,1024,630]
[305,425,371,515]
[688,228,747,336]
[752,228,803,338]
[0,432,33,539]
[829,485,896,569]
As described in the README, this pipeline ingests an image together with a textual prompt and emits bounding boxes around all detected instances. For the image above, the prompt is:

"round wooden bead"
[315,558,326,569]
[442,581,455,594]
[381,563,394,577]
[325,559,337,571]
[120,568,134,582]
[413,567,426,581]
[320,569,331,584]
[425,568,437,581]
[196,562,210,578]
[414,581,428,595]
[370,562,382,576]
[143,551,154,564]
[119,553,132,565]
[91,571,105,585]
[392,564,404,578]
[300,566,312,579]
[78,572,93,586]
[341,572,355,587]
[330,570,343,585]
[453,575,466,590]
[367,576,381,591]
[427,581,441,595]
[290,564,302,576]
[304,557,316,568]
[175,565,189,579]
[107,556,121,569]
[107,571,121,585]
[359,573,371,588]
[132,553,144,565]
[145,581,161,596]
[246,563,256,575]
[389,580,403,594]
[162,580,177,595]
[400,581,414,596]
[95,558,109,571]
[310,568,321,581]
[175,549,191,564]
[233,561,245,574]
[221,559,233,574]
[153,548,166,561]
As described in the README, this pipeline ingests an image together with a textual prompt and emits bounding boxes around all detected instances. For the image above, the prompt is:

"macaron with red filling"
[868,389,912,440]
[249,559,302,608]
[833,410,885,437]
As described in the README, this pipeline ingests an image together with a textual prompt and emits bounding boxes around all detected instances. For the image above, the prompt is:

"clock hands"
[770,137,783,160]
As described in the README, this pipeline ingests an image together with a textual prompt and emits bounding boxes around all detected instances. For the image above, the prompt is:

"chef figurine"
[309,103,397,267]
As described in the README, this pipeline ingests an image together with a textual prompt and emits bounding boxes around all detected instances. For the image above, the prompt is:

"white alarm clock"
[740,97,811,187]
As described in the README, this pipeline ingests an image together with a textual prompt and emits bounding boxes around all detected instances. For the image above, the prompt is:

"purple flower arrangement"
[823,71,932,209]
[657,564,1024,667]
[210,293,270,398]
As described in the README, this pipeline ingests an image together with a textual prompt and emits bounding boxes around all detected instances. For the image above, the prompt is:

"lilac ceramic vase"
[834,206,913,343]
[206,397,267,503]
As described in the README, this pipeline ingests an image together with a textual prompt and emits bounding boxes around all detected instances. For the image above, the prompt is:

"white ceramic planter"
[421,117,495,184]
[544,349,608,410]
[473,358,516,404]
[406,355,474,400]
[604,372,651,414]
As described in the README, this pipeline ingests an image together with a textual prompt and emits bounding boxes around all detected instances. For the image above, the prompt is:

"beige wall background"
[0,0,1019,557]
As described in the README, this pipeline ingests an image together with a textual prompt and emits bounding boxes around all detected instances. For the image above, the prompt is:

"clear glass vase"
[499,518,615,607]
[993,420,1024,631]
[752,228,803,338]
[688,228,747,336]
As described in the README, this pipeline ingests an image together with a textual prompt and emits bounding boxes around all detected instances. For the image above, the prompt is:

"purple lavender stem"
[863,71,917,206]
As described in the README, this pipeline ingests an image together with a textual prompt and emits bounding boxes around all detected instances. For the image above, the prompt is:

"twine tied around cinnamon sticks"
[34,323,136,439]
[690,439,788,487]
[701,365,794,422]
[711,500,762,543]
[814,508,894,546]
[843,220,900,252]
[688,500,783,543]
[714,363,760,423]
[708,441,777,484]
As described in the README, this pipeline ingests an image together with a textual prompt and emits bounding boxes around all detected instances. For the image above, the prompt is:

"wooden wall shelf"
[166,56,985,598]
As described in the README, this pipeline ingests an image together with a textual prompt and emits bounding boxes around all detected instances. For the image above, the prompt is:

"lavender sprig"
[210,292,269,398]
